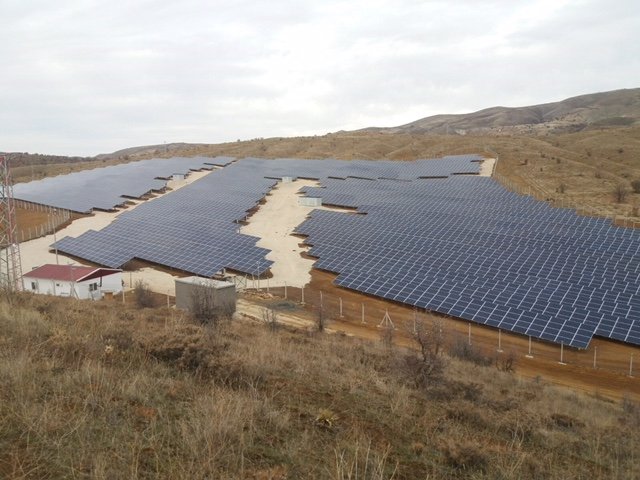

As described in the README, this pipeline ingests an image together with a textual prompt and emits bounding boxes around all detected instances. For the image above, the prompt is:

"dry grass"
[1,293,639,479]
[13,125,640,223]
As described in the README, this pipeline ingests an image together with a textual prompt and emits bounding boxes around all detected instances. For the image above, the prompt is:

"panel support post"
[284,281,287,299]
[468,323,472,346]
[630,354,634,377]
[361,303,365,324]
[497,329,503,352]
[526,336,533,358]
[593,346,597,369]
[339,297,343,317]
[559,343,566,365]
[301,286,305,305]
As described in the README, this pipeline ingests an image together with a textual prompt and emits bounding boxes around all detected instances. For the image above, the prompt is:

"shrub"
[189,283,233,326]
[450,337,492,366]
[442,440,488,471]
[405,319,446,387]
[613,183,629,203]
[133,280,156,308]
[631,179,640,193]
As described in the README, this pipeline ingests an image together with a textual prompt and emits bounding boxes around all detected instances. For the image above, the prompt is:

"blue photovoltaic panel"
[13,156,234,213]
[50,155,481,279]
[48,155,640,349]
[294,173,640,349]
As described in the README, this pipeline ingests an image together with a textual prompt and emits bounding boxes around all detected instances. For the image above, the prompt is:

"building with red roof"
[23,264,123,300]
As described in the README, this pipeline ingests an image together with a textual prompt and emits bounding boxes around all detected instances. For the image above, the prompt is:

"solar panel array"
[53,161,276,277]
[13,156,234,213]
[47,155,640,347]
[296,176,640,349]
[52,156,480,278]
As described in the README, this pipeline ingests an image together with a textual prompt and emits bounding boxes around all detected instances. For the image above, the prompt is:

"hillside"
[364,88,640,135]
[1,293,639,479]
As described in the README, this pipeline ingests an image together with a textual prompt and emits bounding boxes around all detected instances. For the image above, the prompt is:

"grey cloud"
[1,0,638,155]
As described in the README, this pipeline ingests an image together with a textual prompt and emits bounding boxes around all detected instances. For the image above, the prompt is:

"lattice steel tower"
[0,155,23,291]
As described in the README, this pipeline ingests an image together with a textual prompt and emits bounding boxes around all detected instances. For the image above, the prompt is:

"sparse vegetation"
[1,293,640,478]
[133,279,156,308]
[631,179,640,193]
[613,183,629,203]
[189,282,233,326]
[262,307,279,331]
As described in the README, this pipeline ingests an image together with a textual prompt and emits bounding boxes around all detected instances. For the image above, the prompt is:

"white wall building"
[23,264,123,300]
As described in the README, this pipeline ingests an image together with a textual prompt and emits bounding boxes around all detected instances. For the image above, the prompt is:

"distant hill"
[363,88,640,135]
[95,142,208,161]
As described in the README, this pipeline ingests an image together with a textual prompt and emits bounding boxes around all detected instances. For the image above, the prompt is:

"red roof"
[24,264,121,282]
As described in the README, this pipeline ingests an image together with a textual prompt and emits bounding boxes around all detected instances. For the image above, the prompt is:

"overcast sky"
[1,0,638,156]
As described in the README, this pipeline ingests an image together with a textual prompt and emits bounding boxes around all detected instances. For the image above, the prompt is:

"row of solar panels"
[50,156,482,277]
[295,176,640,348]
[13,156,234,213]
[39,154,640,348]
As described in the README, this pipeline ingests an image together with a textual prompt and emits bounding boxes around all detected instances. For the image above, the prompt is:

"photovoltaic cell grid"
[47,155,640,348]
[51,155,481,278]
[13,156,234,213]
[295,176,640,349]
[53,161,276,277]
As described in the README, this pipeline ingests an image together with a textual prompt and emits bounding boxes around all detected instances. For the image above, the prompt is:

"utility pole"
[0,155,23,291]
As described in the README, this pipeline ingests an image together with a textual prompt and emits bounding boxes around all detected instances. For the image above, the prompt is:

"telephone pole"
[0,155,23,291]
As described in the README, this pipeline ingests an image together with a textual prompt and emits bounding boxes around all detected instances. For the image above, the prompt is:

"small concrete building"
[298,196,322,207]
[23,264,123,300]
[175,276,236,314]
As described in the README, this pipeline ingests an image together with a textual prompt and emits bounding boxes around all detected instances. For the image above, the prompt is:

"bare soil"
[246,269,640,402]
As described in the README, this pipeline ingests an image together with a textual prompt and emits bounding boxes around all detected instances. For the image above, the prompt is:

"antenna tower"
[0,155,23,291]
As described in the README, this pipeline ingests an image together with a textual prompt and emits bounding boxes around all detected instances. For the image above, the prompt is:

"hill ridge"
[362,87,640,135]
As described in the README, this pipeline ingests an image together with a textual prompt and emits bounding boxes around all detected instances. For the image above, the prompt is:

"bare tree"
[380,323,395,349]
[405,318,447,387]
[614,183,629,203]
[190,283,231,327]
[133,280,155,308]
[262,307,279,331]
[315,304,327,332]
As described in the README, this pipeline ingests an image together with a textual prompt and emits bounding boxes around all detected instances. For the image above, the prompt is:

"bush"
[442,440,488,471]
[631,179,640,194]
[190,283,233,326]
[405,319,446,387]
[613,183,629,203]
[133,280,156,308]
[450,337,492,367]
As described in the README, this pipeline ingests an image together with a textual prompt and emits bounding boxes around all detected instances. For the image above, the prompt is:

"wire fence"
[245,283,639,381]
[493,172,640,229]
[15,199,72,242]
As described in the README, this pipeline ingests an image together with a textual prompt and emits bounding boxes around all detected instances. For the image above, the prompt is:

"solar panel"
[14,156,233,213]
[46,154,640,349]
